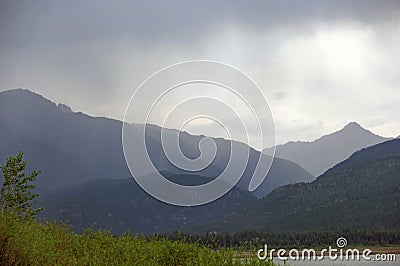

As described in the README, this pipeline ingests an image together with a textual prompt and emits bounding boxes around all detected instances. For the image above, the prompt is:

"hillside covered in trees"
[198,140,400,233]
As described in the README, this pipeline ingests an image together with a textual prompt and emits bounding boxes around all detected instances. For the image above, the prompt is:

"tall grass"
[0,213,275,265]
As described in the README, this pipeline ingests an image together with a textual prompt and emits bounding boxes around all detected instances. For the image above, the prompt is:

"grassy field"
[0,213,275,266]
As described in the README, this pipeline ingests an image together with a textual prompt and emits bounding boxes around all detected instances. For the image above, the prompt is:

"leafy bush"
[0,213,275,265]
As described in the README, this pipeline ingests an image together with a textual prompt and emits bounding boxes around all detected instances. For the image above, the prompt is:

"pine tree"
[0,151,42,218]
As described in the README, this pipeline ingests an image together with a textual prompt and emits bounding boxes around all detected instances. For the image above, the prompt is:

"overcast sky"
[1,0,399,146]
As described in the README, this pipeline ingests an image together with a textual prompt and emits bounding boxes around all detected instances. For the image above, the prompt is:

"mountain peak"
[266,121,388,176]
[342,122,364,131]
[1,88,40,96]
[57,103,74,113]
[0,88,50,105]
[0,88,70,121]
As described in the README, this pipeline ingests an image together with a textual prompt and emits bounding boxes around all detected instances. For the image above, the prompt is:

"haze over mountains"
[0,88,313,233]
[264,122,389,176]
[0,88,313,198]
[0,89,394,194]
[1,88,399,234]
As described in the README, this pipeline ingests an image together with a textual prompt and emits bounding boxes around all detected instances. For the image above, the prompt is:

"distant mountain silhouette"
[263,122,389,176]
[198,139,400,233]
[0,89,131,190]
[0,88,313,198]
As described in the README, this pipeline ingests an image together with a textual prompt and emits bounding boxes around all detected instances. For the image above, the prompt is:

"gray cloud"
[274,91,287,100]
[0,0,399,145]
[1,0,399,48]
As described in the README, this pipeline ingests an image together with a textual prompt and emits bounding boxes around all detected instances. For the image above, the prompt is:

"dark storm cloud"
[0,0,399,144]
[1,0,399,48]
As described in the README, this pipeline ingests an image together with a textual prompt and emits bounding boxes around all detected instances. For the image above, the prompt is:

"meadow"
[0,213,276,266]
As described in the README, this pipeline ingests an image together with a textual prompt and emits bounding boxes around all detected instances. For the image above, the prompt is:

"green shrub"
[0,213,275,265]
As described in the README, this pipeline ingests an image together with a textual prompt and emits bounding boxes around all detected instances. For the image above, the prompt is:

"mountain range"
[264,122,389,176]
[0,88,399,235]
[199,139,400,233]
[0,89,313,198]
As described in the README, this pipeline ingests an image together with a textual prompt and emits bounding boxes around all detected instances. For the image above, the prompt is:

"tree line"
[158,229,400,249]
